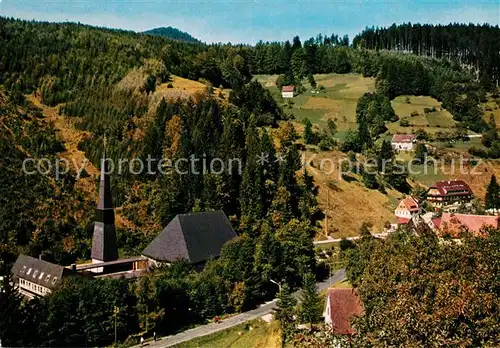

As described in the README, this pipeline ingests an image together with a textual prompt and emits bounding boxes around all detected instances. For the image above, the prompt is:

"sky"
[0,0,498,44]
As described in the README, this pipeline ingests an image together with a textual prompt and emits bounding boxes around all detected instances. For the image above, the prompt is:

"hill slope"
[142,26,200,43]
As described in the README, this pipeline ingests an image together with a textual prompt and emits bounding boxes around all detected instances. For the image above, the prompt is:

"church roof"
[91,149,118,262]
[142,210,237,264]
[11,254,66,289]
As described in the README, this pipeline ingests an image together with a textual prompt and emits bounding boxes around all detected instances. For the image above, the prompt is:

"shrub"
[318,139,331,151]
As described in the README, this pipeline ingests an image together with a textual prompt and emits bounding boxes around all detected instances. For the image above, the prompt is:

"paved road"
[313,233,389,245]
[137,269,346,348]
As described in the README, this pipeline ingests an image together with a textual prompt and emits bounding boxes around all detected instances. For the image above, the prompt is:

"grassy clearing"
[387,95,456,134]
[407,164,449,185]
[303,149,398,236]
[173,319,280,348]
[257,73,375,130]
[151,75,229,107]
[482,95,500,125]
[427,137,485,155]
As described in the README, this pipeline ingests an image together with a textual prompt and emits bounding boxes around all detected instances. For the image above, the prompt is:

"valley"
[1,14,499,348]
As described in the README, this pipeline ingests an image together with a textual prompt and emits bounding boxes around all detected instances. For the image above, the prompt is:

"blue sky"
[0,0,498,44]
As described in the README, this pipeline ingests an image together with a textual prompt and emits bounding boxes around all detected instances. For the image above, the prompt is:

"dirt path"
[26,95,137,231]
[27,95,99,196]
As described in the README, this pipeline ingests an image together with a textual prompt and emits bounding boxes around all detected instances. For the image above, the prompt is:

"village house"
[391,134,417,152]
[324,288,364,336]
[426,180,473,211]
[431,213,498,237]
[11,255,68,299]
[391,134,416,151]
[281,85,295,98]
[142,210,237,268]
[394,196,422,224]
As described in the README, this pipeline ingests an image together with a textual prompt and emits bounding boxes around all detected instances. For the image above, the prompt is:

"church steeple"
[91,146,118,265]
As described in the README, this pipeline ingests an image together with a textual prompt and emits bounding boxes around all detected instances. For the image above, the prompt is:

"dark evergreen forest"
[353,23,500,87]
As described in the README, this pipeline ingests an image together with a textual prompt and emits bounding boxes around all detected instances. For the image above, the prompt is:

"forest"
[353,23,500,87]
[0,16,499,346]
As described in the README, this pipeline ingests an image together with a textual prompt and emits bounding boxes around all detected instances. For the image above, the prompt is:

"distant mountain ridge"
[142,26,201,43]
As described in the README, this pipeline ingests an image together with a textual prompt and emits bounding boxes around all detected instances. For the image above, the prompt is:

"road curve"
[135,269,346,348]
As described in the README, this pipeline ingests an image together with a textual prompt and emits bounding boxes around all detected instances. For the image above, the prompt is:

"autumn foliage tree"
[348,227,500,346]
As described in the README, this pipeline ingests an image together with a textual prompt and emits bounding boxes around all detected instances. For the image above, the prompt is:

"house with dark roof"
[11,255,71,299]
[426,180,473,210]
[323,288,364,336]
[142,210,237,267]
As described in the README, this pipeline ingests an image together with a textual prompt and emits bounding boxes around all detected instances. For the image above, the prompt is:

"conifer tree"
[485,175,499,210]
[299,272,321,330]
[276,284,297,347]
[0,274,25,346]
[303,118,313,144]
[357,114,372,150]
[414,143,428,163]
[239,126,264,225]
[307,73,316,89]
[377,139,394,172]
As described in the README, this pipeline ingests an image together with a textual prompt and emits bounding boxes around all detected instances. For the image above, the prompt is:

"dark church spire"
[91,145,118,263]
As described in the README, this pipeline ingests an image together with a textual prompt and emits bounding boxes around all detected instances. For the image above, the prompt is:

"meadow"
[386,95,457,134]
[173,319,279,348]
[255,74,375,139]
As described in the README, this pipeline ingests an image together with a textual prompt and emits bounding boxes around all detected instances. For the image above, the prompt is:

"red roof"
[326,288,364,335]
[397,217,411,225]
[391,134,416,143]
[401,196,420,212]
[281,85,295,92]
[429,180,473,197]
[432,217,442,228]
[439,213,498,237]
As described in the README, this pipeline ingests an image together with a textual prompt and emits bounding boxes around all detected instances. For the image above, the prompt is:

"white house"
[11,255,66,299]
[391,134,416,151]
[395,196,421,220]
[281,85,295,98]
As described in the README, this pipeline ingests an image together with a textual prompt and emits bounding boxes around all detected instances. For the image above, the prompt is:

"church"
[11,150,236,298]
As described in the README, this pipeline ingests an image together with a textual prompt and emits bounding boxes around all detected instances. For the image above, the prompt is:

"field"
[387,95,457,134]
[173,320,280,348]
[302,149,400,236]
[482,94,500,125]
[257,75,500,234]
[255,74,375,139]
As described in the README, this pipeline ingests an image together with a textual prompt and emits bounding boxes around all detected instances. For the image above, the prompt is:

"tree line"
[353,23,500,88]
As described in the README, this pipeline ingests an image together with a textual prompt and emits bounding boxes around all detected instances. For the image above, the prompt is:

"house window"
[45,275,51,282]
[33,270,39,278]
[39,272,44,280]
[26,268,32,275]
[52,277,58,285]
[20,266,27,274]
